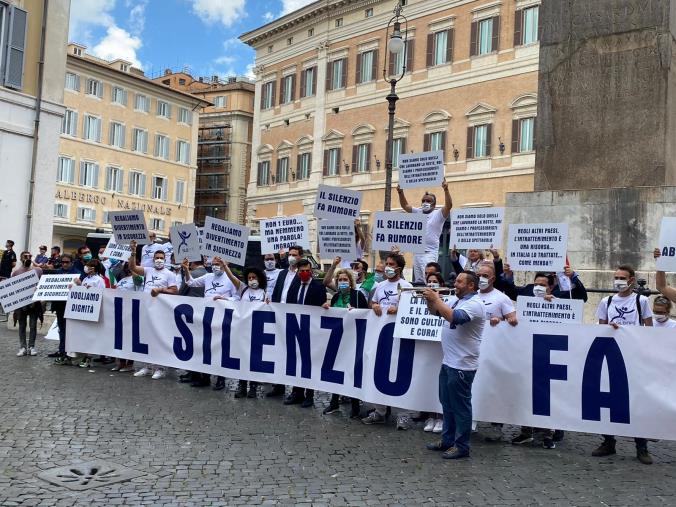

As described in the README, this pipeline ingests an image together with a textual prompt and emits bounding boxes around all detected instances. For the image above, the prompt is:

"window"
[213,95,226,107]
[79,161,99,188]
[73,46,82,56]
[355,144,370,172]
[162,79,170,85]
[109,122,125,148]
[1,4,27,89]
[471,16,499,56]
[120,63,129,72]
[178,78,186,85]
[172,221,183,227]
[390,40,413,75]
[54,203,68,218]
[175,180,185,203]
[430,132,445,151]
[103,211,111,224]
[61,109,78,136]
[83,115,101,142]
[129,171,146,196]
[57,156,75,183]
[105,166,124,192]
[178,107,192,124]
[392,138,406,169]
[308,28,314,37]
[132,128,148,153]
[297,153,311,180]
[327,58,346,90]
[467,124,492,159]
[135,93,150,112]
[301,66,316,98]
[512,117,535,153]
[261,81,275,109]
[157,100,171,118]
[176,140,191,164]
[287,37,293,45]
[324,148,341,176]
[427,30,452,67]
[65,72,80,91]
[77,207,96,222]
[85,78,103,97]
[152,176,168,200]
[515,6,539,46]
[257,161,271,186]
[281,74,295,104]
[335,18,343,28]
[150,218,165,231]
[357,50,377,84]
[276,157,289,183]
[155,134,169,159]
[267,45,273,54]
[111,86,127,105]
[365,8,373,17]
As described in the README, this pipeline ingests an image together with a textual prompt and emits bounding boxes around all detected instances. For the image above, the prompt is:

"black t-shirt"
[0,249,17,277]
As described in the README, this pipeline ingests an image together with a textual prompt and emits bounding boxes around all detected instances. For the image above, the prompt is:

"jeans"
[17,307,38,349]
[439,364,476,454]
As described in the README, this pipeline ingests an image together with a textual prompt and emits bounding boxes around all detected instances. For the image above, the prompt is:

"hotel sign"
[54,190,174,216]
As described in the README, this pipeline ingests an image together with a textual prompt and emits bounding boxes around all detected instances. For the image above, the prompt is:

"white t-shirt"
[412,207,447,253]
[371,278,412,311]
[265,268,282,299]
[140,243,165,267]
[440,293,486,370]
[653,317,676,328]
[115,276,138,292]
[237,284,267,302]
[280,269,297,303]
[186,272,237,299]
[81,274,106,289]
[479,288,515,320]
[142,267,177,294]
[596,293,653,326]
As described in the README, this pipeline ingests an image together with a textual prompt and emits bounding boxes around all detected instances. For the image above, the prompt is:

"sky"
[69,0,316,80]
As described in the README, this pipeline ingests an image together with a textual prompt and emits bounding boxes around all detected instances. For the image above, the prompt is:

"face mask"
[298,270,312,283]
[23,259,31,267]
[84,266,92,274]
[478,277,490,290]
[212,265,223,276]
[338,281,350,291]
[427,282,440,288]
[82,253,92,261]
[655,315,669,323]
[374,273,385,283]
[533,285,547,298]
[154,259,165,269]
[421,203,432,212]
[384,266,397,279]
[248,280,259,289]
[613,279,629,291]
[264,260,276,270]
[287,255,298,266]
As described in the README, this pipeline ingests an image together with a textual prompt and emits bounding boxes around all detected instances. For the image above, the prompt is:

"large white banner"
[449,207,505,249]
[372,212,427,254]
[67,291,676,440]
[656,217,676,272]
[506,223,568,271]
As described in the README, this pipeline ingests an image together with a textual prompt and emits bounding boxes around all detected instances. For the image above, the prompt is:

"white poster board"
[450,207,505,249]
[260,215,310,255]
[398,150,445,189]
[394,292,452,341]
[372,212,427,254]
[656,217,676,272]
[0,270,39,312]
[170,223,202,262]
[32,274,80,301]
[318,220,358,260]
[202,217,250,265]
[64,287,103,322]
[109,210,151,245]
[506,223,568,271]
[516,296,584,324]
[314,185,362,220]
[102,237,133,262]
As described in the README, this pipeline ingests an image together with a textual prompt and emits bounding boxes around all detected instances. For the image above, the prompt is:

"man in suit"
[283,258,326,408]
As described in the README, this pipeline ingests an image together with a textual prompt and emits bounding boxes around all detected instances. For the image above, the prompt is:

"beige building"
[241,0,539,265]
[153,71,255,226]
[53,45,209,251]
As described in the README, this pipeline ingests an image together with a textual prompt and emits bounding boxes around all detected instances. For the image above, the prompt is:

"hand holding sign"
[656,218,676,272]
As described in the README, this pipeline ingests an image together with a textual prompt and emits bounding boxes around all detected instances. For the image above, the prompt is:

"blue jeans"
[439,364,476,454]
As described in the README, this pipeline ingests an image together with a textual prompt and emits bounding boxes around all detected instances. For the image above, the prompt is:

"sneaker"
[151,369,166,380]
[110,365,120,371]
[423,418,435,432]
[301,397,314,408]
[16,348,27,357]
[119,366,134,372]
[361,411,386,425]
[54,356,71,365]
[511,433,534,445]
[283,392,303,405]
[247,384,257,398]
[28,347,37,356]
[396,414,412,430]
[47,351,60,358]
[552,430,565,442]
[637,448,653,465]
[484,424,503,442]
[442,447,470,460]
[78,359,91,368]
[426,440,452,452]
[212,378,226,391]
[323,404,340,415]
[591,440,616,457]
[266,385,285,398]
[234,382,247,399]
[433,419,443,434]
[543,437,556,449]
[133,367,152,377]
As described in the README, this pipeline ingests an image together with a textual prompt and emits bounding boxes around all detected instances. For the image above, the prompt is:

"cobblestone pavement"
[0,325,675,506]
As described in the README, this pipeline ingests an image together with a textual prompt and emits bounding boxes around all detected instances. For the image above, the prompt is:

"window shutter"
[326,61,333,91]
[154,135,160,157]
[400,137,407,156]
[492,16,500,52]
[466,127,474,159]
[300,70,306,98]
[366,144,371,171]
[470,21,478,56]
[323,150,329,176]
[514,10,523,47]
[296,154,301,179]
[351,145,358,172]
[538,7,543,41]
[372,50,378,81]
[123,89,128,106]
[162,179,168,201]
[117,169,124,192]
[341,58,347,88]
[311,66,317,95]
[4,6,27,87]
[512,119,520,154]
[423,133,431,152]
[167,104,172,118]
[97,82,103,98]
[406,39,414,72]
[260,87,265,109]
[270,82,276,107]
[280,77,285,103]
[120,125,126,148]
[291,74,296,101]
[79,161,86,185]
[356,53,362,84]
[96,118,102,142]
[140,174,146,196]
[446,29,454,63]
[440,132,447,159]
[257,162,262,185]
[109,123,114,145]
[93,164,100,188]
[75,74,81,91]
[532,117,537,150]
[105,167,111,191]
[426,33,434,67]
[337,148,342,172]
[486,124,493,156]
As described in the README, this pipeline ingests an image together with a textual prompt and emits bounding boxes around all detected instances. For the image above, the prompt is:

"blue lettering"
[220,308,239,369]
[173,304,194,361]
[202,306,214,366]
[353,319,367,388]
[320,316,344,384]
[250,311,275,373]
[532,333,568,416]
[131,298,148,354]
[373,323,414,396]
[114,297,123,350]
[285,313,311,379]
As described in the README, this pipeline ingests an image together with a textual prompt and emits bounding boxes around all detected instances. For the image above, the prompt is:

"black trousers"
[52,302,67,355]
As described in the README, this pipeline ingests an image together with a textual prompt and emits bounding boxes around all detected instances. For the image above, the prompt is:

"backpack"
[607,293,643,325]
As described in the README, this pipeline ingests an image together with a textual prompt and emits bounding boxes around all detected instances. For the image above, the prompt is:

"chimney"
[164,69,172,75]
[212,75,219,84]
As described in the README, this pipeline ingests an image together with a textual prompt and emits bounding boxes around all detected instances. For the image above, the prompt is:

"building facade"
[241,0,540,265]
[153,71,255,226]
[0,0,70,253]
[53,45,209,251]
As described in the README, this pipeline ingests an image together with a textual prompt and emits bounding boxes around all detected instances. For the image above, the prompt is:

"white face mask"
[84,266,92,275]
[655,315,669,323]
[421,203,432,212]
[478,277,490,290]
[264,260,276,270]
[384,266,397,279]
[212,265,223,276]
[613,279,629,291]
[248,280,259,289]
[287,255,298,266]
[533,285,547,298]
[427,282,440,289]
[154,259,165,270]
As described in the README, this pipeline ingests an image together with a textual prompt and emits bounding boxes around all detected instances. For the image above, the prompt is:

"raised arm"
[221,258,241,290]
[396,185,413,213]
[323,256,340,289]
[354,219,366,250]
[128,241,145,277]
[441,179,452,218]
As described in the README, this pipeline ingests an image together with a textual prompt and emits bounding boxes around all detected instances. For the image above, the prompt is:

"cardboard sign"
[314,184,362,220]
[64,286,103,322]
[450,207,505,249]
[372,212,427,254]
[32,274,80,301]
[516,296,584,324]
[394,292,452,341]
[656,217,676,272]
[170,223,202,262]
[102,237,133,262]
[318,220,358,260]
[202,217,250,265]
[506,223,568,271]
[0,270,39,312]
[260,215,310,255]
[109,210,151,245]
[398,150,445,189]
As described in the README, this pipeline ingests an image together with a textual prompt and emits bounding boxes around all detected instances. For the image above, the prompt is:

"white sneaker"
[28,347,37,356]
[16,347,27,357]
[151,368,166,380]
[423,417,435,432]
[433,419,443,433]
[119,366,134,373]
[133,367,151,377]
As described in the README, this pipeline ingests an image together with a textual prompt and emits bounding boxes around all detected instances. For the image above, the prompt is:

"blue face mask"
[82,254,92,261]
[374,273,385,283]
[338,281,350,291]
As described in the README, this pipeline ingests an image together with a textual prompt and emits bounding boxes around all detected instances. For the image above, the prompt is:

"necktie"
[299,284,307,304]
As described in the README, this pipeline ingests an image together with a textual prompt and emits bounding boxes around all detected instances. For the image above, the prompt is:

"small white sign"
[0,270,39,312]
[32,274,80,301]
[314,184,362,220]
[656,217,676,272]
[260,215,310,255]
[202,217,250,265]
[506,223,568,271]
[450,207,505,249]
[398,150,445,189]
[170,223,202,262]
[109,210,151,245]
[102,237,133,262]
[516,296,584,324]
[372,212,427,254]
[64,286,103,322]
[394,292,452,341]
[318,220,358,260]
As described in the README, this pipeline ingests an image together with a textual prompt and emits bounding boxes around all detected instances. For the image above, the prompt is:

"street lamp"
[382,1,408,212]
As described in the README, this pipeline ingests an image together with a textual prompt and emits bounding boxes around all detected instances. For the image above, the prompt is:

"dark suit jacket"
[271,269,295,303]
[286,278,326,307]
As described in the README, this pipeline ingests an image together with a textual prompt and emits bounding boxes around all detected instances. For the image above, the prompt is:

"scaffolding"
[194,121,232,226]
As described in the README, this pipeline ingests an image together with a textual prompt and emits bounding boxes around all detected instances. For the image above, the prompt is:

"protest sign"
[32,274,79,301]
[372,212,427,254]
[64,286,103,322]
[506,223,568,271]
[202,217,250,265]
[656,217,676,272]
[314,185,362,220]
[318,220,357,260]
[398,150,445,189]
[394,292,452,341]
[170,223,202,262]
[0,270,39,312]
[109,210,151,245]
[102,237,133,262]
[516,296,584,324]
[260,215,310,255]
[449,207,505,249]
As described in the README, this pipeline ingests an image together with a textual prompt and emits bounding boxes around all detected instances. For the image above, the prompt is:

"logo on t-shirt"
[206,280,224,294]
[146,275,163,288]
[610,305,635,323]
[379,289,396,305]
